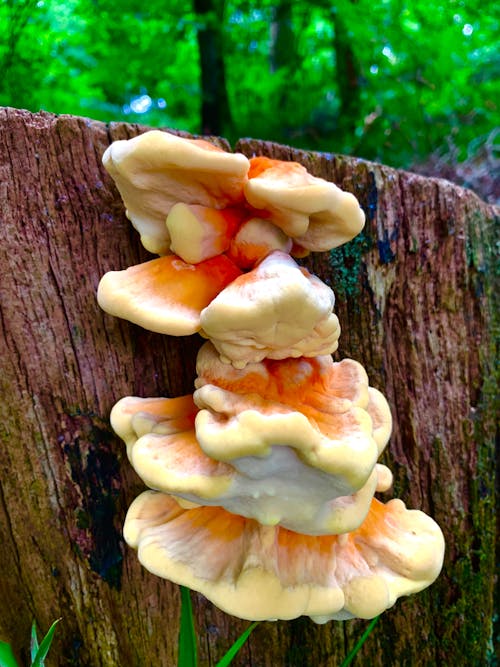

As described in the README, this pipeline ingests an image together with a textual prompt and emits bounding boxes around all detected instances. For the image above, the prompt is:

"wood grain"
[0,108,497,666]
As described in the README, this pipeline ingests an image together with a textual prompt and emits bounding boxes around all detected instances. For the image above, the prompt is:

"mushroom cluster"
[99,130,444,622]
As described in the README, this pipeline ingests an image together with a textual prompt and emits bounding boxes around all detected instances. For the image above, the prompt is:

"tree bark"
[0,107,497,667]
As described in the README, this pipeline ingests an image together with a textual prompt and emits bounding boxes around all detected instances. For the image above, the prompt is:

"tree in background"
[331,4,362,146]
[268,0,300,133]
[0,0,54,110]
[194,0,233,135]
[0,0,497,197]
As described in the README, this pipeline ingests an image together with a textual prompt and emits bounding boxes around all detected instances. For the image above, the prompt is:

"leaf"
[30,622,39,663]
[339,616,380,667]
[215,622,259,667]
[178,586,197,667]
[0,641,20,667]
[31,618,61,667]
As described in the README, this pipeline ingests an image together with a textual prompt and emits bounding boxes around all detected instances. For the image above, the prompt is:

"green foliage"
[31,619,61,667]
[339,616,379,667]
[0,641,18,667]
[178,584,379,666]
[179,586,198,667]
[179,585,257,666]
[215,622,259,667]
[1,0,496,166]
[0,619,60,667]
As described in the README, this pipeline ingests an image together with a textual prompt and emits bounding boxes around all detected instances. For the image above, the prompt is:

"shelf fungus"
[123,492,444,623]
[245,156,366,249]
[111,346,393,535]
[110,394,198,460]
[99,130,445,623]
[199,251,341,367]
[97,253,242,335]
[102,130,249,254]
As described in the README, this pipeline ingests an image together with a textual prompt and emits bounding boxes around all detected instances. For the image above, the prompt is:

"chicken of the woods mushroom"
[98,130,445,624]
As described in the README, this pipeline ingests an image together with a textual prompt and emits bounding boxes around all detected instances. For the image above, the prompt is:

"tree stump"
[0,107,497,667]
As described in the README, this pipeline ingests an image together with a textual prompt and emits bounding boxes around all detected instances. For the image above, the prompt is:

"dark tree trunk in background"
[269,0,300,128]
[331,6,361,142]
[270,0,295,73]
[194,0,232,136]
[0,108,497,666]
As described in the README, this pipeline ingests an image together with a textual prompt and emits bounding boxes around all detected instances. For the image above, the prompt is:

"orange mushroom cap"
[244,157,365,250]
[97,253,242,335]
[166,204,244,264]
[102,130,250,254]
[192,342,392,497]
[113,387,392,535]
[110,395,198,460]
[195,341,391,453]
[227,217,293,269]
[124,491,445,622]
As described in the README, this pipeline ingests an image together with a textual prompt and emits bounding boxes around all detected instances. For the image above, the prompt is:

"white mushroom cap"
[199,251,341,367]
[103,130,249,254]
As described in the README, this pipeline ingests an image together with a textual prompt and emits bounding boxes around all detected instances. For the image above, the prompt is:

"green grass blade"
[31,618,61,667]
[215,622,259,667]
[339,616,379,667]
[0,641,20,667]
[178,586,197,667]
[30,621,39,663]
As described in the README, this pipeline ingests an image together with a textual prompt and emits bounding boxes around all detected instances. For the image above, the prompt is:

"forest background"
[1,0,498,202]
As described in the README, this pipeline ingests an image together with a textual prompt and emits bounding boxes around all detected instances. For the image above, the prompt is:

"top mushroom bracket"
[102,131,366,261]
[102,130,250,255]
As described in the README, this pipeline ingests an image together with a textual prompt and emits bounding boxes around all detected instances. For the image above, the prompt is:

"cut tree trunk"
[0,107,497,667]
